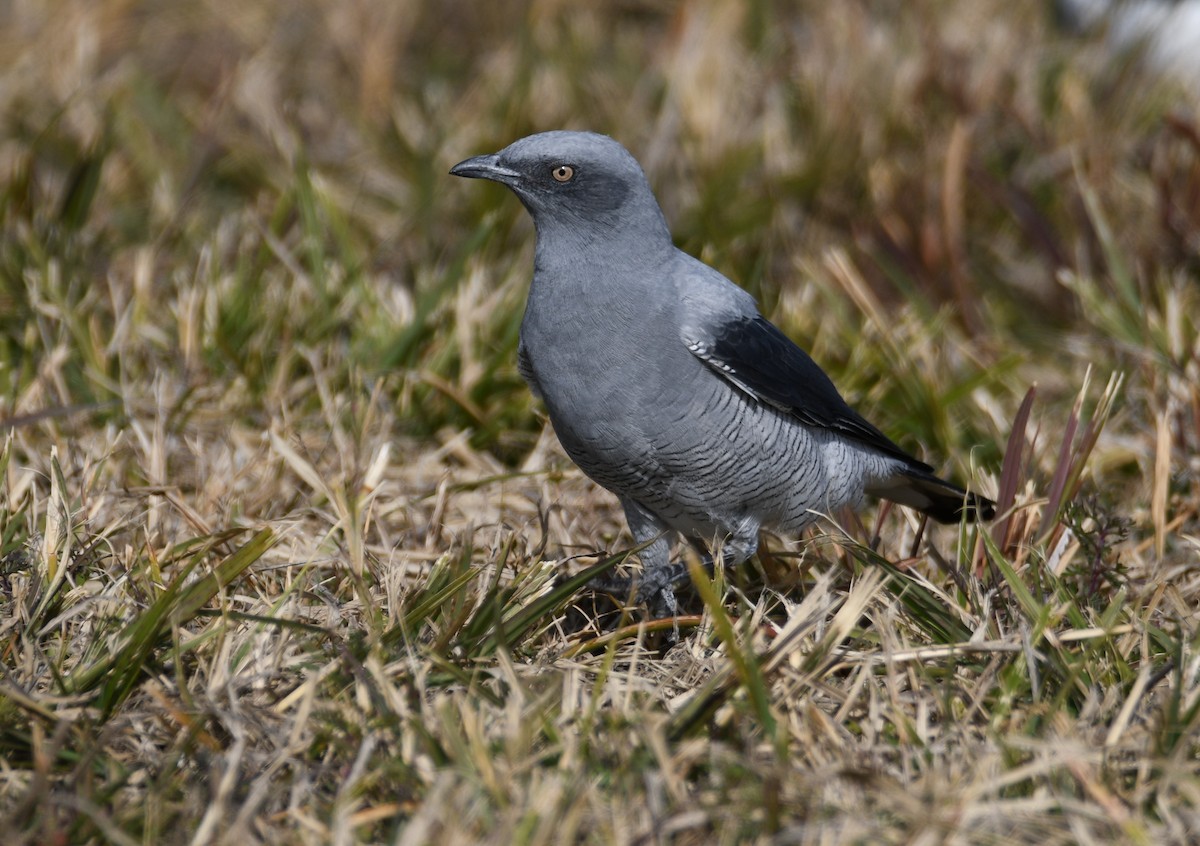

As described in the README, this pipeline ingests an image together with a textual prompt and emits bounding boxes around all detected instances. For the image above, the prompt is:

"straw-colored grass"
[2,1,1198,843]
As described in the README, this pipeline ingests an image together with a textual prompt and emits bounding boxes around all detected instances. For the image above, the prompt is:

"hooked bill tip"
[449,154,520,182]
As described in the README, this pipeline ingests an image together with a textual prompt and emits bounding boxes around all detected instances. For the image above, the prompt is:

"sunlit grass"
[1,0,1198,843]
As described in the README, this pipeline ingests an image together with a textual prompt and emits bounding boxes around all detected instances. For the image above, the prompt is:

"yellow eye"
[551,165,575,182]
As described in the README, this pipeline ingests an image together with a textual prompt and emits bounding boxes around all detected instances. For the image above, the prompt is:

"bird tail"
[866,470,996,524]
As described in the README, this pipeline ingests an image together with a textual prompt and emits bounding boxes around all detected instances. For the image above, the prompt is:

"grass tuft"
[1,1,1198,842]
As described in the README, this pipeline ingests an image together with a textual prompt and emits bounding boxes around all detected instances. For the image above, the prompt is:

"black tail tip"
[881,471,998,525]
[964,494,997,522]
[929,492,996,524]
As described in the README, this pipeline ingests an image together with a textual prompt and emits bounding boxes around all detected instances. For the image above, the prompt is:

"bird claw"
[588,561,696,619]
[646,585,679,620]
[586,553,716,628]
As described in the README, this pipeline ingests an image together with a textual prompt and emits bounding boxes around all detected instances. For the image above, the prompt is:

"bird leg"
[584,497,684,618]
[588,506,765,621]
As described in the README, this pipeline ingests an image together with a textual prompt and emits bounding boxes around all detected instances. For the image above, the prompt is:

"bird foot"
[587,558,710,619]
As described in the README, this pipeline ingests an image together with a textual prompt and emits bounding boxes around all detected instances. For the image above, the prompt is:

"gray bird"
[451,131,994,613]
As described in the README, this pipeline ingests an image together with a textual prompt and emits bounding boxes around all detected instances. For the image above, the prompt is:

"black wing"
[687,314,934,471]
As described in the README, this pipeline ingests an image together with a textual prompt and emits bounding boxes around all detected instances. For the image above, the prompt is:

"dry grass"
[2,1,1199,843]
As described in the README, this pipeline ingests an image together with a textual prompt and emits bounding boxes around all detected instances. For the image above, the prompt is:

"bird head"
[450,131,670,244]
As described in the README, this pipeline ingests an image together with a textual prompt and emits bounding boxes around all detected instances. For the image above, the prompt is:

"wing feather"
[685,314,933,471]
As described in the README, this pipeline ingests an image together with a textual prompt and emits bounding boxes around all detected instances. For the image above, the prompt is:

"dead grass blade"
[991,384,1036,556]
[687,554,778,742]
[65,528,275,715]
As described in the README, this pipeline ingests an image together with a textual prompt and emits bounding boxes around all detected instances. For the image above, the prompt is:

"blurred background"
[2,0,1198,441]
[1,1,1195,410]
[3,3,1200,841]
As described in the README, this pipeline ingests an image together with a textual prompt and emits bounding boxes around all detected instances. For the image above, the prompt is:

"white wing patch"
[684,335,790,413]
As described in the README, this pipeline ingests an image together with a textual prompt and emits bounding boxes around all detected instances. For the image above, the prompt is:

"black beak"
[449,153,521,183]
